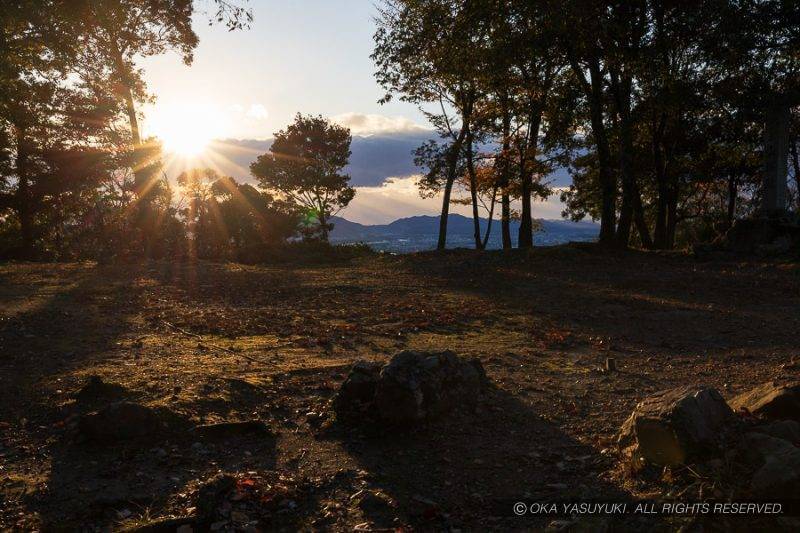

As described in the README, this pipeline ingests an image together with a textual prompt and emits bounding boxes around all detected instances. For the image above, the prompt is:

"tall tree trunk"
[518,113,542,249]
[465,129,482,249]
[632,185,652,248]
[482,187,498,249]
[726,173,738,229]
[666,189,678,249]
[14,125,34,258]
[437,126,468,250]
[318,210,329,242]
[611,71,652,249]
[499,96,512,249]
[791,139,800,211]
[652,114,669,248]
[110,43,157,207]
[586,57,617,245]
[567,50,616,244]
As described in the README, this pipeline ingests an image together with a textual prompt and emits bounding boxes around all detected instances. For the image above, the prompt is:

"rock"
[332,361,381,416]
[618,386,734,466]
[739,432,800,498]
[78,402,166,443]
[751,419,800,443]
[74,375,127,403]
[193,420,272,440]
[196,474,237,523]
[334,351,488,424]
[374,350,488,423]
[730,382,800,422]
[356,490,395,524]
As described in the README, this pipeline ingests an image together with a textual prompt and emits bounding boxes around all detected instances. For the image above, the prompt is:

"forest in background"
[1,0,799,262]
[372,0,800,251]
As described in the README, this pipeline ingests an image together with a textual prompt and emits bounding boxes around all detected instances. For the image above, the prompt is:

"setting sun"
[147,102,229,157]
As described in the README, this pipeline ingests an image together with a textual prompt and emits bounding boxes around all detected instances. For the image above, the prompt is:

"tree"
[175,169,299,260]
[250,114,355,242]
[373,0,490,250]
[0,2,117,258]
[77,0,251,196]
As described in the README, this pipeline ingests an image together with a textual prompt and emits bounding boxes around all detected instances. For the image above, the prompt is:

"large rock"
[78,402,168,443]
[739,432,800,498]
[730,382,800,422]
[618,386,733,466]
[333,350,488,424]
[375,350,488,423]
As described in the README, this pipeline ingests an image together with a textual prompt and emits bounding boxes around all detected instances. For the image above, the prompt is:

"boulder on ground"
[374,350,488,423]
[78,402,168,443]
[739,432,800,498]
[618,386,733,466]
[333,350,488,424]
[730,382,800,422]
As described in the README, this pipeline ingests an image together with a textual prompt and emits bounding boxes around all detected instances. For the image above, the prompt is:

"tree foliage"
[250,114,355,242]
[374,0,800,250]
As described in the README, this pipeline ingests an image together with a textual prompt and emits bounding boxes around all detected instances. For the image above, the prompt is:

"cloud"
[247,104,269,120]
[343,176,569,225]
[331,113,430,135]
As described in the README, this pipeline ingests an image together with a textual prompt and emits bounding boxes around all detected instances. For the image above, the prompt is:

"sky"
[140,0,427,139]
[139,0,569,224]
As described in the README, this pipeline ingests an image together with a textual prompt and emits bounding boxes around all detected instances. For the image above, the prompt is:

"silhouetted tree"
[250,114,354,242]
[373,0,490,250]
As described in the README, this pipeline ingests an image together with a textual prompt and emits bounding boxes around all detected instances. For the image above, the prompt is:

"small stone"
[357,491,393,515]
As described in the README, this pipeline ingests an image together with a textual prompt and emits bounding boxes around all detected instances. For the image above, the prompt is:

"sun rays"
[147,102,230,157]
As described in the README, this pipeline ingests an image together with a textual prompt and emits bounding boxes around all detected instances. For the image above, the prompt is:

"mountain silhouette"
[329,214,598,252]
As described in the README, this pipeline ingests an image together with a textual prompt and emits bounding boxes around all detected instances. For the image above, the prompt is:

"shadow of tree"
[396,247,800,353]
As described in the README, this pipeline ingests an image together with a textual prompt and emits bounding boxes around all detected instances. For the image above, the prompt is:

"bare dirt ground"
[1,246,798,531]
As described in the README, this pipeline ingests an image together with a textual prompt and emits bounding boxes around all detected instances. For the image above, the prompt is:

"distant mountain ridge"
[329,214,598,252]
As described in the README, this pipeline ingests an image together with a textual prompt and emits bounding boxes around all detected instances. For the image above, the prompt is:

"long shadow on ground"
[323,383,660,531]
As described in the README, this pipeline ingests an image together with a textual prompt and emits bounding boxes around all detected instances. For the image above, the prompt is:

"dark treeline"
[0,1,355,262]
[373,0,800,250]
[2,1,799,261]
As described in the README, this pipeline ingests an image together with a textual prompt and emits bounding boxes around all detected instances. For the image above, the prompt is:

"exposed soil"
[1,246,798,531]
